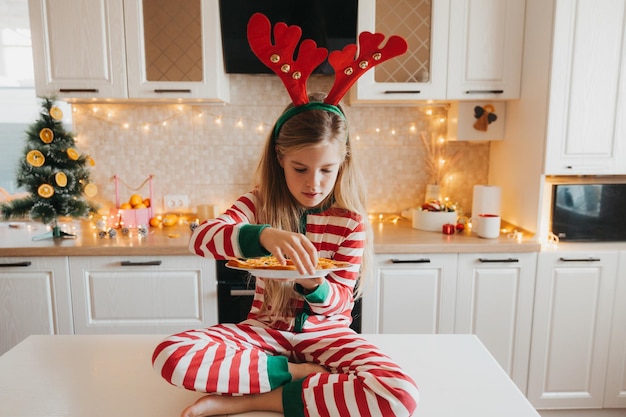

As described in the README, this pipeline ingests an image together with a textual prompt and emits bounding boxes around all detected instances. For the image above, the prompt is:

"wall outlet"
[163,194,190,212]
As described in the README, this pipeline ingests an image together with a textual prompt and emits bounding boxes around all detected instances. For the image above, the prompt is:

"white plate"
[226,265,350,279]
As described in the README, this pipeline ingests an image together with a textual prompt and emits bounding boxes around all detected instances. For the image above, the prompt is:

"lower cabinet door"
[0,257,73,355]
[363,254,458,334]
[527,251,618,409]
[455,252,537,394]
[69,256,217,334]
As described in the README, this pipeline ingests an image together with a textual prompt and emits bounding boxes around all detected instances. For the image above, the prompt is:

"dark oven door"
[216,260,362,333]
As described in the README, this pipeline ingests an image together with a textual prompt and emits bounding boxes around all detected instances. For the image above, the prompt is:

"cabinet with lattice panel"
[28,0,229,102]
[352,0,450,103]
[124,0,230,101]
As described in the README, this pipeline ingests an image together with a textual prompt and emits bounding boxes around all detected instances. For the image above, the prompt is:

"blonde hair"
[253,93,373,324]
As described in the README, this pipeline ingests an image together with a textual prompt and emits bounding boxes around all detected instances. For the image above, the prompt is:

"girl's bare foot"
[288,361,330,380]
[181,389,283,417]
[180,362,328,417]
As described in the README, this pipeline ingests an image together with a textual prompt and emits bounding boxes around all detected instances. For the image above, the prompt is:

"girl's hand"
[297,276,324,293]
[259,227,318,275]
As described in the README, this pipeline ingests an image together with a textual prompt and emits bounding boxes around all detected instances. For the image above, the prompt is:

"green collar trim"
[299,199,334,234]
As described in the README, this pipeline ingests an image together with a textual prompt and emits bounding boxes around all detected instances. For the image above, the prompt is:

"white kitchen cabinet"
[605,250,626,407]
[446,0,526,100]
[544,0,626,175]
[0,257,73,355]
[123,0,229,101]
[28,0,229,102]
[28,0,128,99]
[362,254,457,334]
[455,252,536,393]
[352,0,450,103]
[527,250,618,409]
[68,256,217,334]
[353,0,525,103]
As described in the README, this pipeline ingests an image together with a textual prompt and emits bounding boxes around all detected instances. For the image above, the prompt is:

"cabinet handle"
[559,257,601,262]
[464,90,504,94]
[153,89,192,93]
[59,88,99,93]
[230,289,255,297]
[120,260,162,266]
[0,261,32,267]
[384,90,421,94]
[478,258,519,263]
[390,258,430,264]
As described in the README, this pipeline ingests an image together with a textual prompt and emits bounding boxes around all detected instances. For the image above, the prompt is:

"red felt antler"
[324,32,408,105]
[247,13,328,106]
[246,13,408,106]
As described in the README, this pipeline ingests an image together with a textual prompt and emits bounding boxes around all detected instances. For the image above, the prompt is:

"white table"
[0,334,539,417]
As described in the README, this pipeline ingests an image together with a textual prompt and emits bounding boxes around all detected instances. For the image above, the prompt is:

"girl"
[152,94,419,417]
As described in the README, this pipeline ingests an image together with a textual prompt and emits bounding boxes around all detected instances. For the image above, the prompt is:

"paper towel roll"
[472,185,501,216]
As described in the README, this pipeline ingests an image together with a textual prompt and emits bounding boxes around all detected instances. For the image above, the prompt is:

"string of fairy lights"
[70,103,450,143]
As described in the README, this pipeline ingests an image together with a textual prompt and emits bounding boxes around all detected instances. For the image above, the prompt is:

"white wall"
[488,0,556,235]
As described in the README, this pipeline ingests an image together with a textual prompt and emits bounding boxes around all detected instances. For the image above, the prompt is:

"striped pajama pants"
[152,323,419,417]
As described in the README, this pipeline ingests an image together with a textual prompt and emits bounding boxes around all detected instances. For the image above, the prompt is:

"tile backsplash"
[72,75,489,217]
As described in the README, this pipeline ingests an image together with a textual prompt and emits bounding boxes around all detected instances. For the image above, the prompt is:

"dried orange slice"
[37,183,54,198]
[39,128,53,143]
[66,148,79,160]
[87,156,95,166]
[55,172,67,187]
[26,150,45,167]
[84,183,98,197]
[50,106,63,120]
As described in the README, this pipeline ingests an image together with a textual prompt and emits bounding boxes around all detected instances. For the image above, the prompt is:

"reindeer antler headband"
[246,13,408,137]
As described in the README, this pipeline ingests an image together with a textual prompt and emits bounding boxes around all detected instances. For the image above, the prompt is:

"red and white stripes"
[152,324,418,417]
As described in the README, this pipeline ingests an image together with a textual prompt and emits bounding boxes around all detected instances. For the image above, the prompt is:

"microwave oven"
[551,183,626,241]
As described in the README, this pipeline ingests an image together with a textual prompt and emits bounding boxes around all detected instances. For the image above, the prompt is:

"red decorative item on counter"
[442,223,455,235]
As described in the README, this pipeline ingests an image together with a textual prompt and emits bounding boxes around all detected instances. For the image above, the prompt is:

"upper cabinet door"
[352,0,450,103]
[544,0,626,175]
[28,0,128,100]
[446,0,526,100]
[28,0,229,102]
[123,0,229,102]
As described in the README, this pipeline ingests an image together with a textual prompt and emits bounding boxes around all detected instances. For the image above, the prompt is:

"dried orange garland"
[49,106,63,120]
[66,148,79,160]
[37,183,54,198]
[26,150,45,167]
[55,172,67,187]
[39,128,53,143]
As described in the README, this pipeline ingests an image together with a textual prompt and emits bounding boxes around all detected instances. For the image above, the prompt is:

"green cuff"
[282,378,306,417]
[266,355,291,390]
[295,280,329,303]
[238,224,271,258]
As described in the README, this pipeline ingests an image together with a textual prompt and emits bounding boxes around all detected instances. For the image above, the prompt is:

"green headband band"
[273,102,346,139]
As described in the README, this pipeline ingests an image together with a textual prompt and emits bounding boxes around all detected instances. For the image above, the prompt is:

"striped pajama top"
[188,191,366,332]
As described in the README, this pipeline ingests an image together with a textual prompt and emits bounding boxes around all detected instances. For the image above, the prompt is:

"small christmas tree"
[0,97,98,239]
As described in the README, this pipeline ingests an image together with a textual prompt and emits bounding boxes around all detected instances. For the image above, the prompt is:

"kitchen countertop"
[0,334,540,417]
[0,217,541,257]
[370,217,540,253]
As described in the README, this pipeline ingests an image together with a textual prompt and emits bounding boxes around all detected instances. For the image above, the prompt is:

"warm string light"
[73,105,449,143]
[74,104,275,133]
[347,107,447,141]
